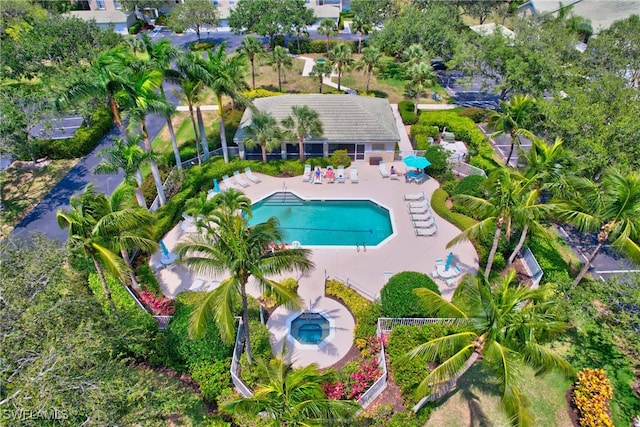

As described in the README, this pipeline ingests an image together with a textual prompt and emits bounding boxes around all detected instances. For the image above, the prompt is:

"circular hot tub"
[290,312,330,345]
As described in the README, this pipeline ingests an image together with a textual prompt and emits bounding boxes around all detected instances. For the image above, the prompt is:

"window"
[372,144,385,151]
[96,0,106,10]
[113,0,122,9]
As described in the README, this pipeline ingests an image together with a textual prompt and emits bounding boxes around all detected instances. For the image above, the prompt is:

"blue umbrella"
[213,178,220,193]
[445,252,454,271]
[403,155,431,169]
[159,240,169,256]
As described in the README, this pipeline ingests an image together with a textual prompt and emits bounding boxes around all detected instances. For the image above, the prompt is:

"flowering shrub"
[347,359,381,400]
[138,290,175,315]
[572,368,614,427]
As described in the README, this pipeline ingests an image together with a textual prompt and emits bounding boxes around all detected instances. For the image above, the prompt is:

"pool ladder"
[356,242,367,253]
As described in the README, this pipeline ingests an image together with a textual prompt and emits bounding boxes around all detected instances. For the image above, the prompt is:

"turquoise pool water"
[290,313,330,344]
[248,192,392,246]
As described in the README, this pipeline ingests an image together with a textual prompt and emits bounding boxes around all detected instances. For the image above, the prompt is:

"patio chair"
[411,213,432,221]
[415,227,437,237]
[379,161,390,178]
[151,260,164,272]
[435,258,444,265]
[302,164,311,182]
[336,166,346,183]
[233,171,250,188]
[350,166,358,183]
[245,167,261,183]
[446,278,457,287]
[409,206,428,214]
[390,167,399,180]
[413,218,435,228]
[408,201,427,209]
[404,191,425,201]
[431,270,439,279]
[326,165,335,183]
[222,175,237,190]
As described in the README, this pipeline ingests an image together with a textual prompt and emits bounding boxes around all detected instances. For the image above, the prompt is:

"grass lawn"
[424,363,573,427]
[0,159,78,240]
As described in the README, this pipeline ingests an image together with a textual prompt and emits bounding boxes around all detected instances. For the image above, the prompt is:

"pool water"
[290,312,330,345]
[248,192,392,246]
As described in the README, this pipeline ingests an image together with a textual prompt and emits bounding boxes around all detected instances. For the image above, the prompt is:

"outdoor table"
[161,253,178,265]
[406,170,424,183]
[437,264,457,279]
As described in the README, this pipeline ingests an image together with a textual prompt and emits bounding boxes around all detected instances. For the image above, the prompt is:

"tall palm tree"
[57,184,158,312]
[119,69,172,206]
[94,135,162,208]
[406,270,573,425]
[317,18,338,54]
[202,42,250,164]
[281,105,324,163]
[309,61,333,94]
[355,46,383,93]
[488,95,538,166]
[140,34,183,171]
[328,43,353,91]
[223,353,359,425]
[403,43,428,66]
[240,36,265,90]
[521,137,573,191]
[506,186,553,265]
[175,192,314,364]
[175,53,208,166]
[406,61,435,115]
[555,168,640,286]
[242,111,284,164]
[449,168,525,279]
[351,15,371,54]
[267,46,293,93]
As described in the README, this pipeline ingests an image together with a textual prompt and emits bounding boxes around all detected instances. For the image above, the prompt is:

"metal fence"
[230,317,254,398]
[520,247,544,288]
[449,160,487,178]
[326,271,378,301]
[377,318,462,335]
[122,283,174,331]
[357,344,388,408]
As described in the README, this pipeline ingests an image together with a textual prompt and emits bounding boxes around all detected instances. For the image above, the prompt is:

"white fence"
[230,317,253,398]
[520,247,544,288]
[122,284,174,331]
[326,271,378,301]
[377,317,462,335]
[449,160,487,178]
[357,343,388,408]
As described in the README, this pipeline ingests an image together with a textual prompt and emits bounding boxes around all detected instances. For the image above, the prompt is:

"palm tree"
[267,46,293,93]
[355,46,383,93]
[57,184,158,312]
[406,270,573,425]
[351,15,371,54]
[175,53,208,166]
[521,137,573,191]
[328,43,353,91]
[94,135,162,208]
[449,168,525,279]
[281,105,324,163]
[119,68,172,206]
[309,61,333,94]
[506,186,553,265]
[240,36,265,90]
[406,61,435,115]
[223,353,359,425]
[317,18,338,54]
[488,95,538,166]
[242,111,284,164]
[555,168,640,286]
[140,34,183,171]
[175,192,314,364]
[403,43,428,66]
[202,42,250,164]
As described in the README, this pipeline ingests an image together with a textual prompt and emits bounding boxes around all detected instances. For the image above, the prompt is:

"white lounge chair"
[222,175,237,190]
[379,161,390,178]
[336,166,345,183]
[302,164,311,182]
[233,171,250,187]
[390,167,399,180]
[413,218,435,228]
[415,227,437,237]
[404,192,425,201]
[411,213,432,221]
[446,277,457,287]
[245,167,261,183]
[350,166,358,183]
[408,201,428,209]
[409,206,429,214]
[326,165,335,183]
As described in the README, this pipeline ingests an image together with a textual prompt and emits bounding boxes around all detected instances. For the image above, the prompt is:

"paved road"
[11,29,359,242]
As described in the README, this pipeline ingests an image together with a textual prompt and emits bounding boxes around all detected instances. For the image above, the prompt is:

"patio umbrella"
[445,252,454,271]
[213,178,220,193]
[159,239,169,257]
[403,155,431,169]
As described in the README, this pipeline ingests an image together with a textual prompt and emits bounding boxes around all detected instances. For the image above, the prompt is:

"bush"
[354,301,381,343]
[189,41,215,51]
[288,39,358,54]
[141,164,172,205]
[410,125,439,149]
[398,101,418,125]
[45,107,113,159]
[424,145,452,182]
[138,290,175,315]
[128,20,143,35]
[572,369,614,427]
[190,360,232,402]
[261,277,298,308]
[162,296,234,372]
[330,149,351,167]
[430,188,477,232]
[453,174,486,197]
[380,272,440,318]
[242,88,283,100]
[325,279,378,343]
[377,56,404,80]
[154,14,168,25]
[135,263,162,295]
[239,320,272,388]
[458,107,488,123]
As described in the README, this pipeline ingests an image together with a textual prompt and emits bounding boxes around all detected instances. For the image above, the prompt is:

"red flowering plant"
[138,290,175,315]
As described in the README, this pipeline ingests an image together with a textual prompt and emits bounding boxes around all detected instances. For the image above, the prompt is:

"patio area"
[151,162,479,366]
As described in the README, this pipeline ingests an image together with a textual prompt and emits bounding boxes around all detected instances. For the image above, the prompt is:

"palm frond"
[413,288,468,318]
[189,279,239,342]
[404,332,477,365]
[414,344,476,398]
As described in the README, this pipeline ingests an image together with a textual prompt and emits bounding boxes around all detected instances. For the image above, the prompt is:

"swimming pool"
[248,192,393,246]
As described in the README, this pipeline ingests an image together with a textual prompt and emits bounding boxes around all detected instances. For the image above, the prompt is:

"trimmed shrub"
[325,279,377,342]
[380,272,440,318]
[190,359,232,402]
[418,109,493,159]
[572,369,614,427]
[453,174,486,197]
[458,107,488,123]
[354,301,382,343]
[154,14,168,25]
[430,188,477,232]
[398,101,418,125]
[330,149,351,168]
[135,262,162,296]
[410,125,438,148]
[189,41,215,51]
[424,145,452,182]
[45,106,113,159]
[128,20,143,35]
[242,88,283,100]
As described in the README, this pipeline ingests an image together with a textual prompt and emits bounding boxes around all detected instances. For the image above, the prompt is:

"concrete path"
[417,104,457,110]
[390,104,414,154]
[175,105,219,112]
[299,55,355,94]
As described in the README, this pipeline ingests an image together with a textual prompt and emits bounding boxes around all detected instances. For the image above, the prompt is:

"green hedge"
[239,320,272,388]
[45,107,113,159]
[242,88,283,100]
[398,101,418,125]
[190,359,232,402]
[430,188,477,232]
[424,145,453,182]
[418,110,494,159]
[128,20,143,35]
[135,262,162,296]
[380,272,440,318]
[288,39,358,54]
[189,41,215,51]
[410,125,438,150]
[458,107,488,123]
[325,279,378,343]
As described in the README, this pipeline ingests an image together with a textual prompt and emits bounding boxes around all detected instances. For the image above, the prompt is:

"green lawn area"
[424,363,573,427]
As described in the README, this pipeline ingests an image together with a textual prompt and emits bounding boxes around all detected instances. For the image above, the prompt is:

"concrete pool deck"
[152,162,479,367]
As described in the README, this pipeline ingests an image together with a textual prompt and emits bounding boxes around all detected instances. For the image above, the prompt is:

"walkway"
[298,55,355,94]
